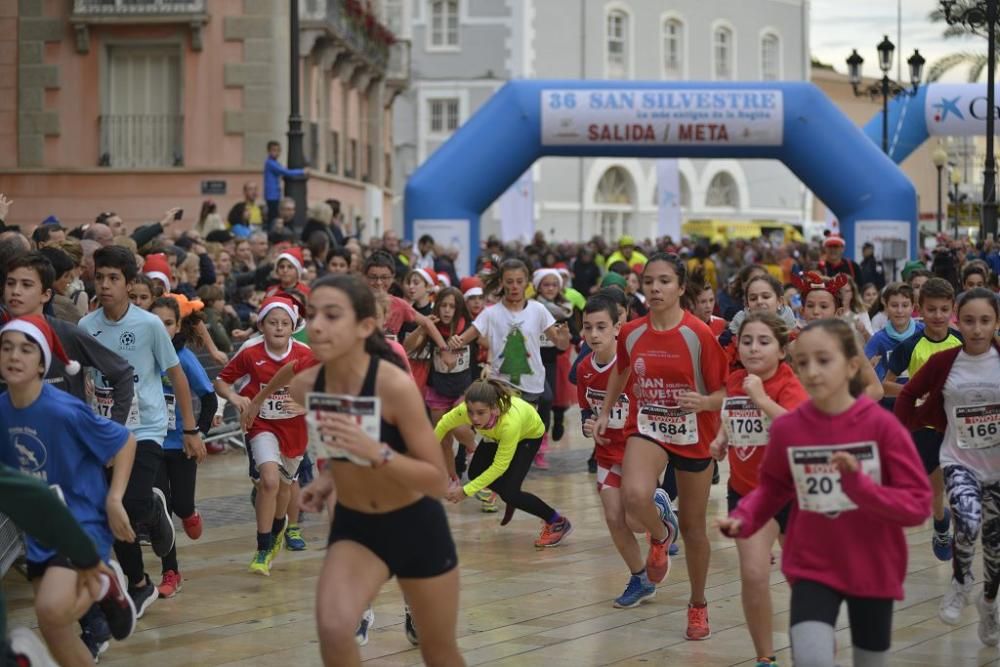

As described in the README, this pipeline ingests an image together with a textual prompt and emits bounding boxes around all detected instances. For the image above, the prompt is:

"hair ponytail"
[464,378,514,414]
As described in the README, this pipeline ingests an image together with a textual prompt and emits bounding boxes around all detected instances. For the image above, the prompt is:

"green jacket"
[0,464,99,641]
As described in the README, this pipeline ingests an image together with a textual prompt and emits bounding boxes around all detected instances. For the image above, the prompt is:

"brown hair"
[918,276,955,306]
[743,274,783,306]
[481,258,530,300]
[464,378,514,414]
[737,310,791,349]
[432,287,468,337]
[880,282,914,306]
[196,283,224,306]
[839,275,866,315]
[800,318,865,397]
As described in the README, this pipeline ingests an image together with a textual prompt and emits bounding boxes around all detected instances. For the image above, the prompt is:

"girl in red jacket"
[710,311,808,667]
[719,318,931,667]
[896,287,1000,644]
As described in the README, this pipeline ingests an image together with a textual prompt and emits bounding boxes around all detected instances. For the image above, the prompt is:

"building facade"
[0,0,408,234]
[390,0,811,244]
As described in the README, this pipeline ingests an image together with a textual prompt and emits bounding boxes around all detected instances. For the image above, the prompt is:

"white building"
[386,0,811,243]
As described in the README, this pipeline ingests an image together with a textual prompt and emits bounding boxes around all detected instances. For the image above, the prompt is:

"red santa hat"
[1,315,80,375]
[257,295,299,326]
[143,253,172,292]
[436,272,452,288]
[412,268,437,288]
[460,276,483,298]
[276,247,305,276]
[823,234,846,249]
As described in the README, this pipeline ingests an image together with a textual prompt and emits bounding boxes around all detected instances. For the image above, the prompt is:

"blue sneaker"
[669,542,680,556]
[933,507,953,561]
[613,574,656,608]
[653,489,679,546]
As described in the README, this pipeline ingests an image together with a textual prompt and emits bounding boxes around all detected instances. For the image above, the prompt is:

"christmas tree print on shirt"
[498,323,533,385]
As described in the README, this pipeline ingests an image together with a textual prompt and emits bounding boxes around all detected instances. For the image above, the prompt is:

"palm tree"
[926,3,999,82]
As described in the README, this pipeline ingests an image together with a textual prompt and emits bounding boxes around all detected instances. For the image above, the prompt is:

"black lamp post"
[846,37,925,154]
[285,0,307,230]
[940,0,998,241]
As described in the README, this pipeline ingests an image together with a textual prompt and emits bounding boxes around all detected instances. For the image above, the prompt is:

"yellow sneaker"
[248,549,270,576]
[479,491,498,513]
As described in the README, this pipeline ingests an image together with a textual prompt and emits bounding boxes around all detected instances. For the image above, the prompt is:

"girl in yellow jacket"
[437,379,572,548]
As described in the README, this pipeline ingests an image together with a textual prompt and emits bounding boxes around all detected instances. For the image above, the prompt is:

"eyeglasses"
[366,274,394,284]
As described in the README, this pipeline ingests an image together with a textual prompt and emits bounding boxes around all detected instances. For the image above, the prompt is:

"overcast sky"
[810,0,983,81]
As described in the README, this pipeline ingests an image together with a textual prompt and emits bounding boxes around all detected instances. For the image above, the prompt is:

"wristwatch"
[376,443,395,467]
[183,428,200,435]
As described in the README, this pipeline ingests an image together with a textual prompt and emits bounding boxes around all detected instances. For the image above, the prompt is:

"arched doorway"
[594,166,636,240]
[705,171,740,208]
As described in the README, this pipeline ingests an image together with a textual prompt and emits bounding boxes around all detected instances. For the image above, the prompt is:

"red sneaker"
[645,536,671,583]
[182,511,203,540]
[158,570,183,599]
[685,603,711,640]
[206,441,225,454]
[534,517,573,548]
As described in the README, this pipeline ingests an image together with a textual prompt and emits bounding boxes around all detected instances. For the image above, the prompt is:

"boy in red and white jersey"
[214,296,314,576]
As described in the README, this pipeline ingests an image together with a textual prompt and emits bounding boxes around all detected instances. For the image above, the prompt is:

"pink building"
[0,0,409,235]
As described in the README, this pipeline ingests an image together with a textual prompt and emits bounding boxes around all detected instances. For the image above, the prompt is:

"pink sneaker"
[533,452,550,469]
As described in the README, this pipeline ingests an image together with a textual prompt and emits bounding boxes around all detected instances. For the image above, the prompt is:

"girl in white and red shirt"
[710,311,808,667]
[896,288,1000,642]
[596,252,728,641]
[719,318,931,666]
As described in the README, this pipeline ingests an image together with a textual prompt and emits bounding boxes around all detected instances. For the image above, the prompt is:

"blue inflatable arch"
[405,80,917,275]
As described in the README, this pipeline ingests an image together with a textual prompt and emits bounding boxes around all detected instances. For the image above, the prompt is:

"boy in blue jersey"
[865,282,922,384]
[0,315,137,666]
[79,246,206,618]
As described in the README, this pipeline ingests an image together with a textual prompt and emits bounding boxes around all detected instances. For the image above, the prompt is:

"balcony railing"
[387,39,410,86]
[73,0,206,14]
[99,114,184,168]
[300,0,392,71]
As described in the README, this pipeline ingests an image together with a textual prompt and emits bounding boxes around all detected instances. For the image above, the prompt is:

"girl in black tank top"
[290,274,462,666]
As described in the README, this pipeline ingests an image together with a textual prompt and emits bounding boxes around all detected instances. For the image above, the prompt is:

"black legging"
[468,437,555,524]
[113,440,164,587]
[154,449,198,573]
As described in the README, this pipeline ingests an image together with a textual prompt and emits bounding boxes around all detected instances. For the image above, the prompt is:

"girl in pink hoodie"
[719,318,931,667]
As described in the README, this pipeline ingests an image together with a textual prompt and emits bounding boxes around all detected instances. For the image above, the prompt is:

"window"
[428,98,459,134]
[327,130,339,174]
[364,142,373,182]
[761,32,780,80]
[606,10,628,79]
[662,18,683,79]
[385,151,392,188]
[594,166,635,240]
[383,0,404,36]
[103,45,182,167]
[308,122,319,168]
[706,171,740,208]
[430,0,458,48]
[347,138,357,178]
[713,25,733,80]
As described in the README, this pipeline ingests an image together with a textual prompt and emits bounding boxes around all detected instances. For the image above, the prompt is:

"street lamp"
[933,144,949,234]
[951,166,964,239]
[846,37,926,154]
[285,0,307,230]
[940,0,998,241]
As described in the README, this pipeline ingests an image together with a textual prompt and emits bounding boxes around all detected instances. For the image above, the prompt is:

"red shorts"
[596,462,622,492]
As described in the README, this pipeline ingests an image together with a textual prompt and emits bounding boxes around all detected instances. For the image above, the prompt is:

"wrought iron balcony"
[99,114,184,168]
[300,0,395,72]
[71,0,208,52]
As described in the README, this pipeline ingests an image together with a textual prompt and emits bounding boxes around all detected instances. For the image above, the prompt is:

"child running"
[437,379,573,547]
[710,311,808,666]
[0,315,139,666]
[150,296,217,597]
[719,318,931,667]
[214,295,314,575]
[288,274,462,666]
[595,252,727,640]
[577,294,679,607]
[896,288,1000,642]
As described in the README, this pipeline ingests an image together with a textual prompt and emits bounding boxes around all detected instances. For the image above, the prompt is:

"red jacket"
[895,340,1000,433]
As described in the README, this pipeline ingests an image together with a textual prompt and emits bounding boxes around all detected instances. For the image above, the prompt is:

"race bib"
[586,387,629,430]
[165,394,176,431]
[260,385,296,420]
[954,404,1000,449]
[789,442,881,515]
[92,387,139,428]
[722,397,771,448]
[432,346,471,374]
[305,392,381,467]
[637,405,698,446]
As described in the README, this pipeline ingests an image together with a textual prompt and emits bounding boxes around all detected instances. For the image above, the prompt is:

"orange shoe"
[182,511,203,540]
[685,603,711,641]
[534,517,573,548]
[157,570,183,598]
[645,536,671,583]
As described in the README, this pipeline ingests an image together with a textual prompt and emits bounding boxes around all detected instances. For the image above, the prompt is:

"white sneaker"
[355,606,374,646]
[9,626,57,666]
[978,592,1000,646]
[940,578,974,625]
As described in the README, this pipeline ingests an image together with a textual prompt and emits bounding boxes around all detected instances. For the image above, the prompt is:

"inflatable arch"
[405,80,917,276]
[863,83,1000,165]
